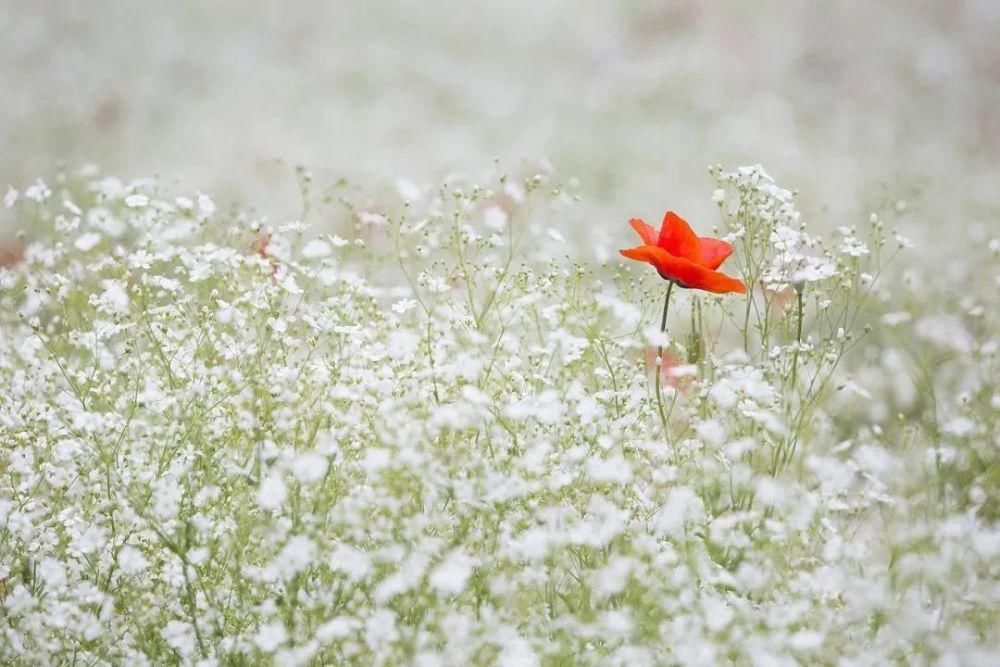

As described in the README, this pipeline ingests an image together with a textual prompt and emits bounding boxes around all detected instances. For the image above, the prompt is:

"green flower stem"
[655,281,675,443]
[790,284,804,390]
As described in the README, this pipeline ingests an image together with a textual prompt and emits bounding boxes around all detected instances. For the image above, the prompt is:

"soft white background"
[2,1,998,240]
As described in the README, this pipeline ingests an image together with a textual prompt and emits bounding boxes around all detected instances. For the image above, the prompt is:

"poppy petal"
[698,237,734,270]
[620,245,666,266]
[620,244,746,294]
[629,218,658,246]
[688,267,747,294]
[657,211,703,264]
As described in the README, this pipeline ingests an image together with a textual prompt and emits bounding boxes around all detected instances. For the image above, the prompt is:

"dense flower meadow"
[1,164,998,665]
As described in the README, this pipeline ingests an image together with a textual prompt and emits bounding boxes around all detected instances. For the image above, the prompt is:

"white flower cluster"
[0,168,997,665]
[713,164,839,292]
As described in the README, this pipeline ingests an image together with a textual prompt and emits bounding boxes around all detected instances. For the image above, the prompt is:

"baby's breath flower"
[0,166,994,666]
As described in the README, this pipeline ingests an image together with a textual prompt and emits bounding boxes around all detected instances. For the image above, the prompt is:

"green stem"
[775,285,806,476]
[654,281,675,443]
[790,285,804,389]
[742,289,753,355]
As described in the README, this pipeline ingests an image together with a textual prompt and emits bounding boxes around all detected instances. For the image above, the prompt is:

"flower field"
[1,2,999,665]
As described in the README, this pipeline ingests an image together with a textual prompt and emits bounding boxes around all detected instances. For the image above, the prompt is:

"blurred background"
[2,0,998,248]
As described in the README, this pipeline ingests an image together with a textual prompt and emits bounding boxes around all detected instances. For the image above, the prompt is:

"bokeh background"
[2,0,998,247]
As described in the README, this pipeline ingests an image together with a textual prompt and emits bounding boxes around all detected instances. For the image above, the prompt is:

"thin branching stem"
[790,284,804,390]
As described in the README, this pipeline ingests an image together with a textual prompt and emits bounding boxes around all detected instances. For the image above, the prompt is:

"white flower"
[388,329,419,360]
[364,609,399,651]
[601,610,633,636]
[391,298,418,314]
[498,639,538,667]
[187,547,210,566]
[302,239,331,259]
[546,228,566,243]
[654,486,705,535]
[129,249,155,269]
[770,225,802,251]
[837,227,869,257]
[69,525,106,558]
[585,455,632,484]
[695,419,726,447]
[429,550,476,595]
[396,178,423,202]
[420,271,451,293]
[39,558,67,589]
[74,232,103,252]
[788,630,825,651]
[149,275,182,292]
[274,535,317,579]
[484,206,508,230]
[118,545,149,575]
[329,545,372,582]
[162,621,197,657]
[268,317,288,334]
[942,416,975,438]
[153,478,183,520]
[702,596,734,632]
[196,193,216,220]
[791,255,837,284]
[290,451,328,484]
[575,395,604,425]
[316,616,360,641]
[592,558,633,597]
[358,210,388,227]
[254,621,288,653]
[643,326,671,348]
[25,179,52,202]
[506,390,564,424]
[709,380,737,409]
[257,473,288,510]
[98,279,130,314]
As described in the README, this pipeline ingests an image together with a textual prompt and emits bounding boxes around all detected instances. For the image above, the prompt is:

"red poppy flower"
[620,211,745,294]
[250,231,279,277]
[643,347,693,390]
[0,241,24,268]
